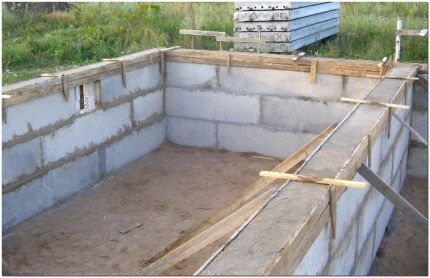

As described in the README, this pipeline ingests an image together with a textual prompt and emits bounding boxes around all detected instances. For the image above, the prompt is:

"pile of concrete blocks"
[234,2,340,53]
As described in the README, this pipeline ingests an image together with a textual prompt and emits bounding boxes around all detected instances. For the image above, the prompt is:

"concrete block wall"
[294,83,414,275]
[408,74,428,178]
[165,61,378,158]
[3,63,165,230]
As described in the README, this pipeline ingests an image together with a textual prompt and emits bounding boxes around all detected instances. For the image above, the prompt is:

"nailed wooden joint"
[310,60,318,84]
[2,99,7,124]
[102,58,127,87]
[61,74,69,101]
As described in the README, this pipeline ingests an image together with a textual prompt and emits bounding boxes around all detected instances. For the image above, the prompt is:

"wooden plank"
[366,74,419,81]
[392,112,428,146]
[395,29,428,36]
[4,49,162,107]
[217,36,265,44]
[259,171,366,188]
[358,163,428,231]
[179,29,225,38]
[310,60,317,83]
[340,97,409,110]
[139,189,273,275]
[140,123,337,271]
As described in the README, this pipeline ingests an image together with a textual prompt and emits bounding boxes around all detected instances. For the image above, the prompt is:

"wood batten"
[164,49,389,78]
[3,48,164,108]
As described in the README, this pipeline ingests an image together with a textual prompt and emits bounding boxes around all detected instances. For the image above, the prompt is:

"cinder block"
[411,110,428,141]
[167,117,216,147]
[356,188,384,255]
[261,96,352,133]
[373,200,394,257]
[218,67,343,101]
[3,151,100,230]
[218,123,315,158]
[166,87,260,124]
[100,64,162,104]
[133,90,163,124]
[407,144,427,178]
[342,76,379,99]
[2,137,43,185]
[43,102,131,164]
[166,62,217,89]
[331,173,369,252]
[105,120,165,172]
[293,223,330,275]
[328,221,357,275]
[3,91,76,143]
[352,226,375,275]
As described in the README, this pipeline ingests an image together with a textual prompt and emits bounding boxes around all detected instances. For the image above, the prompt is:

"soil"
[2,142,280,275]
[369,175,428,276]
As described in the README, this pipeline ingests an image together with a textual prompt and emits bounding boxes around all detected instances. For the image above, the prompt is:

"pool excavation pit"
[2,48,427,275]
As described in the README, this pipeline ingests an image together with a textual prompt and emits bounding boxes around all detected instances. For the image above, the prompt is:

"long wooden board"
[259,171,366,188]
[340,97,409,109]
[139,189,273,275]
[139,123,337,272]
[358,163,428,231]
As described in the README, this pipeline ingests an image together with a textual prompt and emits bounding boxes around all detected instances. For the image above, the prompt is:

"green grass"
[2,2,428,85]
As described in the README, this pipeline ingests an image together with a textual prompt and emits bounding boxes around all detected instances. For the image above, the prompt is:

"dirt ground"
[2,142,280,275]
[369,175,428,276]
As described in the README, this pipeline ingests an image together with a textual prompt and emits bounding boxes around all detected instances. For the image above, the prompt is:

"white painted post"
[395,18,403,62]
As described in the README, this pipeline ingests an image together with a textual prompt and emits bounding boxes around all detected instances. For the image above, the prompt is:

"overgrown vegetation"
[2,2,428,84]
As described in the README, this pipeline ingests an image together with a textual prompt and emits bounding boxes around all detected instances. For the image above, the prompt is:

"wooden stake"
[159,50,165,75]
[340,97,409,110]
[2,98,7,124]
[227,54,232,72]
[393,112,428,146]
[329,186,337,239]
[358,163,428,231]
[61,74,69,101]
[259,172,366,188]
[102,59,127,87]
[310,60,318,83]
[219,41,223,51]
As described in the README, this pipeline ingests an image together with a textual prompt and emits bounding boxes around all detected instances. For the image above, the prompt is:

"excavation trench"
[2,49,425,275]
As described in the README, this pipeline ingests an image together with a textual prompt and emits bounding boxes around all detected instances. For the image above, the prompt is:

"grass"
[2,2,428,85]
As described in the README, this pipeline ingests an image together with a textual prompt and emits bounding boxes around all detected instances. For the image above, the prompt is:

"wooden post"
[2,98,7,124]
[188,3,196,49]
[395,18,403,62]
[358,163,428,231]
[219,41,223,51]
[310,60,318,83]
[61,74,69,101]
[367,133,372,168]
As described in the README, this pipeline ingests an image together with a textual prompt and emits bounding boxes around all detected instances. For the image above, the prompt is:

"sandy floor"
[2,142,280,275]
[369,176,428,276]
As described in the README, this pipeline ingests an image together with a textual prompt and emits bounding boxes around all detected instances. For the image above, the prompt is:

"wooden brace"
[310,60,318,83]
[102,58,127,87]
[40,73,69,101]
[227,54,232,72]
[159,50,165,75]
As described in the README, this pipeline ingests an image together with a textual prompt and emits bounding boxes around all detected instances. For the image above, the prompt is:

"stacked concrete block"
[234,2,340,53]
[165,61,377,159]
[2,57,165,230]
